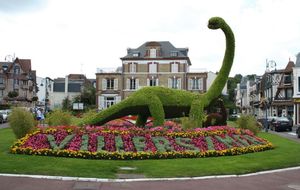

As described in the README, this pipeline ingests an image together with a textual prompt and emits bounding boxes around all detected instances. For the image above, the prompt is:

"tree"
[8,91,18,99]
[73,83,96,109]
[62,96,72,111]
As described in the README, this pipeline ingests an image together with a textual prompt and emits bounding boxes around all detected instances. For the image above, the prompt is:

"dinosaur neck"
[204,21,235,105]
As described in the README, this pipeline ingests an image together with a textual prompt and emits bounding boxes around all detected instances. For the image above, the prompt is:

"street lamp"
[40,77,53,113]
[262,59,277,132]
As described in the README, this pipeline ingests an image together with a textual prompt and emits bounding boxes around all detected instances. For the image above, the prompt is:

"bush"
[46,110,72,126]
[73,109,98,126]
[9,107,35,138]
[180,117,198,129]
[203,113,224,127]
[236,114,260,135]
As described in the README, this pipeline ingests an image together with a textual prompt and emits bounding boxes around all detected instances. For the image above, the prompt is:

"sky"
[0,0,299,79]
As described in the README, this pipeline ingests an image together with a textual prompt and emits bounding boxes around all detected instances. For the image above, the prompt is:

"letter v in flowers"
[47,134,75,150]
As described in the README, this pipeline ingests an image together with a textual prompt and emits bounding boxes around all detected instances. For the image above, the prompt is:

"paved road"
[0,168,300,190]
[0,122,9,129]
[268,126,300,143]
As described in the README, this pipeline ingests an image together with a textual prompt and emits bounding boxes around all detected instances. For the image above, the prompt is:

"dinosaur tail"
[204,18,235,105]
[78,98,133,126]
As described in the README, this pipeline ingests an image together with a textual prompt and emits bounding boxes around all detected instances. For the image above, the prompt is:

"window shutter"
[99,96,105,110]
[126,79,130,90]
[188,79,192,90]
[156,78,159,86]
[114,79,118,90]
[177,78,181,89]
[147,78,150,86]
[199,78,203,90]
[136,79,139,89]
[168,78,172,88]
[102,79,106,90]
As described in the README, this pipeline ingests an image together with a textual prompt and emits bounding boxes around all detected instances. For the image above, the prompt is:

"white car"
[0,110,9,123]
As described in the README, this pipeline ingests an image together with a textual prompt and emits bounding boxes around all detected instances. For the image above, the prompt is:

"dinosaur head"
[208,17,225,30]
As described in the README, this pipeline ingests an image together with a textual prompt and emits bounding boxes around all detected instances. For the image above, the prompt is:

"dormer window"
[150,48,157,58]
[14,65,20,74]
[170,51,178,57]
[132,52,139,57]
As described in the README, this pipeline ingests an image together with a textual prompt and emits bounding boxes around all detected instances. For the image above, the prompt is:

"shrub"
[46,110,72,126]
[180,117,198,129]
[73,109,98,126]
[9,107,35,138]
[236,114,260,135]
[203,113,224,127]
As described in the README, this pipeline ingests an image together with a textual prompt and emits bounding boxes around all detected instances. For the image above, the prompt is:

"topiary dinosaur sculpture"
[80,17,235,127]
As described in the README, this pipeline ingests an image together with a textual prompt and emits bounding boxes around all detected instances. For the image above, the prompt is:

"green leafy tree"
[8,91,18,98]
[73,83,96,109]
[62,96,72,111]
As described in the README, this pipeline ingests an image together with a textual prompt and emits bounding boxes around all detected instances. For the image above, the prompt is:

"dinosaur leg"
[189,100,205,127]
[136,114,148,127]
[148,96,165,127]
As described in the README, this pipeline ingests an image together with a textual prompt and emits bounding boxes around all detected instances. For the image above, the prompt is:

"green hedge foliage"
[9,107,35,138]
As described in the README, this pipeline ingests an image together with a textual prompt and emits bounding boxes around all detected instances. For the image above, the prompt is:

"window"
[130,78,136,90]
[129,63,137,73]
[105,97,115,108]
[106,79,114,90]
[286,89,293,98]
[168,77,181,89]
[14,66,20,74]
[14,79,19,85]
[150,48,157,58]
[132,52,139,57]
[170,51,178,57]
[149,62,157,73]
[284,75,292,84]
[192,79,199,89]
[0,77,3,84]
[171,63,179,73]
[189,78,203,90]
[147,77,158,86]
[0,90,3,97]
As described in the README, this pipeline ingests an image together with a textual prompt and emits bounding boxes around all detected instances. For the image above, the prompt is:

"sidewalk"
[0,167,300,190]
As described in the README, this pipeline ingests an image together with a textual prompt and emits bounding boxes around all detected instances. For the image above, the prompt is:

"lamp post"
[262,59,276,132]
[41,77,53,114]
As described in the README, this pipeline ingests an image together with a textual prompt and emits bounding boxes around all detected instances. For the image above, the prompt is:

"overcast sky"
[0,0,299,79]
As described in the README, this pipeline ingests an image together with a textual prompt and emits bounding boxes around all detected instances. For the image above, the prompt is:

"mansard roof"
[121,41,190,62]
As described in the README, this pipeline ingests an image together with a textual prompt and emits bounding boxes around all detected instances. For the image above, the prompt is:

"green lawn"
[1,127,300,178]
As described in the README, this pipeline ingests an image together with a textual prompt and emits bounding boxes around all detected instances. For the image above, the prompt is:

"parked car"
[269,117,293,132]
[257,116,277,129]
[0,110,8,123]
[229,114,240,121]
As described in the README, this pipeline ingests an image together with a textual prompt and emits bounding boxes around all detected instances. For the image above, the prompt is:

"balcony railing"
[273,97,293,101]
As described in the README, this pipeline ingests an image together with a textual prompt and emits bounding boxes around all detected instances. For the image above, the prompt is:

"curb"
[1,166,300,183]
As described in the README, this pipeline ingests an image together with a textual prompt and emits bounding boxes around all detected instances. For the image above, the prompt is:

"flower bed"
[11,123,274,160]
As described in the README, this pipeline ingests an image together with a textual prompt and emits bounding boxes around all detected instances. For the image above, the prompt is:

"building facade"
[235,59,297,124]
[293,53,300,125]
[96,41,213,110]
[0,57,37,107]
[49,74,91,109]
